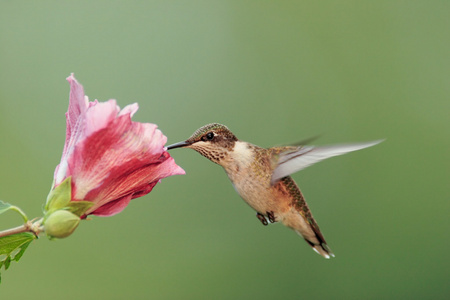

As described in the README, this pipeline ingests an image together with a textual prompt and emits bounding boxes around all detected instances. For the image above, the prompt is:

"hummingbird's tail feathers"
[271,139,384,184]
[282,203,335,259]
[301,233,335,259]
[312,242,335,259]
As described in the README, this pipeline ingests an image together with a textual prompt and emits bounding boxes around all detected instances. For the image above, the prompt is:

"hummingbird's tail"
[301,235,335,259]
[283,208,335,259]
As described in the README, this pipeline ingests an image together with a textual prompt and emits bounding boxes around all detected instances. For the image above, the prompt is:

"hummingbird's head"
[167,123,238,165]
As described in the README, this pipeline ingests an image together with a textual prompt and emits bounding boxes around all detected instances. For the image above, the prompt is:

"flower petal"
[87,194,133,217]
[83,99,120,138]
[119,103,139,118]
[54,74,89,184]
[66,74,88,140]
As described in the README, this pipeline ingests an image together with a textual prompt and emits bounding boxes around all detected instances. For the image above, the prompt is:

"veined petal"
[66,74,88,139]
[88,194,134,217]
[83,99,120,138]
[83,154,182,217]
[119,103,139,117]
[55,74,89,185]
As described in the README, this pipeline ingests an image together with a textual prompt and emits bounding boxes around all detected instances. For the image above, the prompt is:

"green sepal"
[0,232,36,283]
[65,201,95,217]
[0,200,28,222]
[45,177,72,213]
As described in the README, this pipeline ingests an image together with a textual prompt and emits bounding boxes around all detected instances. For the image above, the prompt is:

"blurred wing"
[271,140,383,185]
[289,135,321,147]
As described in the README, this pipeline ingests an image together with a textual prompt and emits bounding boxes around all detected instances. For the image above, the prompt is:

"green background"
[1,1,449,299]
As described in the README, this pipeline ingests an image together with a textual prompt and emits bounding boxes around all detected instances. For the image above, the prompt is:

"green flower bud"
[45,210,80,239]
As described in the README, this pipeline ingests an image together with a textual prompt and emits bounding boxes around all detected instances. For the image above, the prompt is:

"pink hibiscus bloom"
[52,74,184,218]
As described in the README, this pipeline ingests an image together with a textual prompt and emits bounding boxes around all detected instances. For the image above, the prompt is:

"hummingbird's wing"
[271,140,383,185]
[288,135,321,147]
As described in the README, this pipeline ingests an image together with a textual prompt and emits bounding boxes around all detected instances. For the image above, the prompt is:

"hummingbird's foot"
[267,211,276,223]
[256,213,268,226]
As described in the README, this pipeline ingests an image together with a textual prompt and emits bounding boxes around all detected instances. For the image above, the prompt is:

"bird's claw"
[267,211,276,223]
[256,211,276,225]
[256,212,268,226]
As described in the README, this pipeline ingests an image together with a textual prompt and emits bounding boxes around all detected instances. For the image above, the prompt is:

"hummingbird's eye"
[205,132,214,141]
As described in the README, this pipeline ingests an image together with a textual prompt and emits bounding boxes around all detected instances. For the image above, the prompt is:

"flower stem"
[0,219,43,238]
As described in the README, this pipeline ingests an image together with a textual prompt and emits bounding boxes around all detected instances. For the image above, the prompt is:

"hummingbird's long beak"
[167,141,191,150]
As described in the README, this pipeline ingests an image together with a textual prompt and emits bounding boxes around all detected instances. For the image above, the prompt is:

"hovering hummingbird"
[167,123,382,259]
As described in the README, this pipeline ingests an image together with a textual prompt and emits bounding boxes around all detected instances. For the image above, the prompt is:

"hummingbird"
[167,123,382,259]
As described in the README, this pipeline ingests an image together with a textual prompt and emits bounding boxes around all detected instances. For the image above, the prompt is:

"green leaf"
[65,201,95,217]
[0,232,36,283]
[13,238,31,262]
[45,177,72,212]
[0,200,28,222]
[4,256,11,270]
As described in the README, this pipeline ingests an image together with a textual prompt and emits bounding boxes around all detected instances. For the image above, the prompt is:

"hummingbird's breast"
[223,142,291,216]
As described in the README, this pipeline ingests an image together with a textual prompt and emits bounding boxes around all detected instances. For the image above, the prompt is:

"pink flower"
[52,74,185,218]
